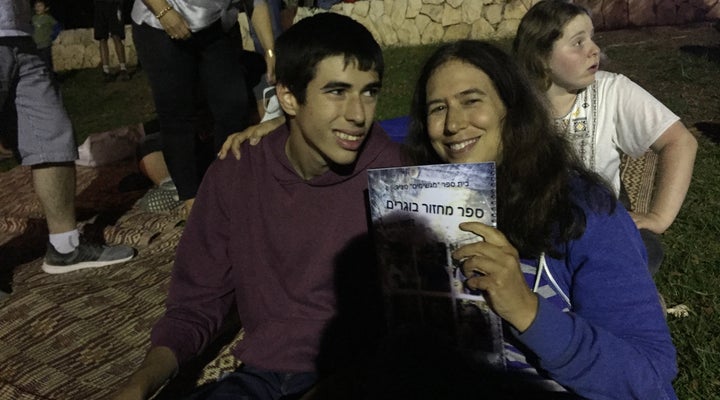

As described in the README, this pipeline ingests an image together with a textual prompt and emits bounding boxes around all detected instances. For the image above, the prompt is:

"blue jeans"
[619,186,664,275]
[184,365,317,400]
[132,21,250,200]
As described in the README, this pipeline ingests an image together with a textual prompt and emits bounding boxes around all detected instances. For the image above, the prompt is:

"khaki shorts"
[0,38,77,165]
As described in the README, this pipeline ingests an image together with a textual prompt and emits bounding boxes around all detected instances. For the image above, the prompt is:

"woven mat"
[619,150,658,214]
[0,152,658,399]
[0,161,239,400]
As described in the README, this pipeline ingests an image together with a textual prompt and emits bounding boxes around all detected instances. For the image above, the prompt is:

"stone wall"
[51,0,720,71]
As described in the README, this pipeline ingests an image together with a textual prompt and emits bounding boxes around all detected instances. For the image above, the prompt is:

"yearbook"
[367,162,504,367]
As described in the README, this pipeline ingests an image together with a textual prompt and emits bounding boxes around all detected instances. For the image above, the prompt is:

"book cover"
[367,162,504,368]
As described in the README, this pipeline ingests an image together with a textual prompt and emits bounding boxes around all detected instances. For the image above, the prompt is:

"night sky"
[39,0,135,29]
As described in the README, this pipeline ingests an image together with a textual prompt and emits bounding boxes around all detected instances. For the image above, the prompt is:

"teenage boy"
[112,13,402,399]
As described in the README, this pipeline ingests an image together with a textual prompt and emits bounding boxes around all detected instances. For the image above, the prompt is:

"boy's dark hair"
[512,0,590,91]
[274,12,383,104]
[404,40,613,257]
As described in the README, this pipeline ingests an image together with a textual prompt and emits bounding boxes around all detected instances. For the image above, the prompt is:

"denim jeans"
[619,185,664,275]
[133,21,250,200]
[184,365,317,400]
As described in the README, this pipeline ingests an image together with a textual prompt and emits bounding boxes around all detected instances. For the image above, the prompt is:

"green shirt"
[32,13,57,49]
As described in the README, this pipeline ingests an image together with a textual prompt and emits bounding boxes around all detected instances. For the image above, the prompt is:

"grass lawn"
[2,22,719,398]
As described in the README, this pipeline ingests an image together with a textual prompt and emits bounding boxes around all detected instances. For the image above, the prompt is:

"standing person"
[94,0,131,81]
[0,0,135,275]
[111,13,402,399]
[31,0,60,74]
[243,0,282,122]
[397,39,677,399]
[513,0,698,275]
[131,0,263,216]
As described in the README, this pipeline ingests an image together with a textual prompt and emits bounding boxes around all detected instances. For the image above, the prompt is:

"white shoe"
[260,86,284,122]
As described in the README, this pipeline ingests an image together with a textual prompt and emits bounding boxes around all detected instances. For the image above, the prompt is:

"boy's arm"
[110,346,178,400]
[632,120,697,233]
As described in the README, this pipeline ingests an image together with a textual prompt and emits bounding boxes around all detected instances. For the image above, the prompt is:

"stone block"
[369,0,385,19]
[442,2,464,26]
[656,0,679,25]
[575,0,600,16]
[420,3,444,23]
[423,0,444,5]
[503,1,528,20]
[397,19,423,45]
[678,2,704,22]
[602,0,629,30]
[84,44,101,68]
[496,19,520,38]
[377,15,399,46]
[628,0,656,26]
[73,28,96,46]
[352,0,370,17]
[463,1,484,24]
[415,13,432,33]
[447,0,463,8]
[125,45,138,66]
[519,0,540,9]
[123,25,133,45]
[471,17,496,39]
[407,0,422,18]
[391,0,409,27]
[421,20,444,44]
[484,4,503,25]
[443,22,472,41]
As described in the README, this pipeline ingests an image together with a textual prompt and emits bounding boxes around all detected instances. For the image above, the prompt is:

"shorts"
[0,38,77,165]
[94,1,125,40]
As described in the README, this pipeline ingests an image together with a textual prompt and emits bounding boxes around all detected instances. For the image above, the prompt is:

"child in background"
[513,0,697,275]
[32,0,61,74]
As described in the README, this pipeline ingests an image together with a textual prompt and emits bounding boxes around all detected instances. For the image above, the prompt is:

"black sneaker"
[118,69,131,81]
[42,240,135,274]
[103,71,116,82]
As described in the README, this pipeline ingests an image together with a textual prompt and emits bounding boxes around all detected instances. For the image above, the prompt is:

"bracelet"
[266,49,274,58]
[155,5,173,19]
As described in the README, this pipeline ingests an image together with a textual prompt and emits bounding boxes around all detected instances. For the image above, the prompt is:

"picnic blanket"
[0,151,658,399]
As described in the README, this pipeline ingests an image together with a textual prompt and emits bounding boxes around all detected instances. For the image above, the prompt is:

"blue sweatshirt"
[508,182,678,399]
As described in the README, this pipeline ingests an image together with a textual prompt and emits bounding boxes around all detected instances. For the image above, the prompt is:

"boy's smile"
[283,55,381,180]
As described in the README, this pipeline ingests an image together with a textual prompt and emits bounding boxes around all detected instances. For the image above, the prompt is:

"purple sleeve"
[150,161,237,365]
[515,206,677,399]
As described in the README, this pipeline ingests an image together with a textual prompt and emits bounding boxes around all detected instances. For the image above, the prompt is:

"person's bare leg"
[112,35,126,66]
[138,151,171,186]
[99,39,109,70]
[182,198,195,218]
[32,163,76,234]
[112,35,130,80]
